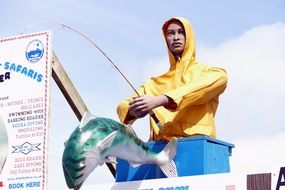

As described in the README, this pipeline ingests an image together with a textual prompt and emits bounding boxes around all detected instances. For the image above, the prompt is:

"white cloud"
[142,57,169,81]
[198,22,285,140]
[231,131,285,176]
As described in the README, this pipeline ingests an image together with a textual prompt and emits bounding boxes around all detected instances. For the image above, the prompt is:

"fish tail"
[158,160,177,178]
[157,138,177,177]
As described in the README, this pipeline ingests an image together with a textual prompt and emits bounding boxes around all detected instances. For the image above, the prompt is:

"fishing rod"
[22,20,164,131]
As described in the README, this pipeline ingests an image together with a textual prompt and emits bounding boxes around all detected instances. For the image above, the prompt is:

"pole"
[51,51,116,177]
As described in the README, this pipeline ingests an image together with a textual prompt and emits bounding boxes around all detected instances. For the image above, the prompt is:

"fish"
[0,116,8,175]
[62,111,177,189]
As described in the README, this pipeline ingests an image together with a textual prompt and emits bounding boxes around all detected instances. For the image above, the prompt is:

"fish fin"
[158,160,177,178]
[97,131,117,152]
[159,138,177,162]
[156,138,178,177]
[79,111,96,128]
[100,157,117,166]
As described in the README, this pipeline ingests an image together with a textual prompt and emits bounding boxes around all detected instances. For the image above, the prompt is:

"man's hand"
[128,95,168,118]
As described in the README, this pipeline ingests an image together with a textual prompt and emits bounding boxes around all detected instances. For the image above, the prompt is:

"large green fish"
[62,111,177,189]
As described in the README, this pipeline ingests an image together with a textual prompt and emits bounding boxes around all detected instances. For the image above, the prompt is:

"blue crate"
[115,136,234,182]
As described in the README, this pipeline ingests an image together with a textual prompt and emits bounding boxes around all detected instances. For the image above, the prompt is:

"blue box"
[115,136,234,182]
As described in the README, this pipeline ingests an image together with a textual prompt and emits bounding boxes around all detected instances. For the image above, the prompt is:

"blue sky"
[1,0,285,189]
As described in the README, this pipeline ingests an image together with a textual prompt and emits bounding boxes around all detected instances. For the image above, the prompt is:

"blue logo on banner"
[25,39,44,63]
[12,142,40,155]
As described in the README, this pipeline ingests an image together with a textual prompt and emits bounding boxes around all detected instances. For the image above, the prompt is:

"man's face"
[166,21,186,57]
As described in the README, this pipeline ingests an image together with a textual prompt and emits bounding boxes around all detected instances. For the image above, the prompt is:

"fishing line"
[22,20,140,95]
[23,20,164,132]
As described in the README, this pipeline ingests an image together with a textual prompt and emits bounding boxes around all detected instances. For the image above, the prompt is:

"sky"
[1,0,285,189]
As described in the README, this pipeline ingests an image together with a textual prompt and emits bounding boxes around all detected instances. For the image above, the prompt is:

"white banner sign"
[0,31,52,190]
[83,168,285,190]
[84,173,242,190]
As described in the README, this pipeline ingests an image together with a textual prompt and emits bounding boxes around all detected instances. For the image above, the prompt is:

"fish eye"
[79,160,85,167]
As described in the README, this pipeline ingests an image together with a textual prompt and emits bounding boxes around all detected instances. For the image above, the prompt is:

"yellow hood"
[162,17,196,71]
[149,17,198,94]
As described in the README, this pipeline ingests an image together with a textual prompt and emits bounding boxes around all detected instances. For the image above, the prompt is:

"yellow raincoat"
[117,17,227,141]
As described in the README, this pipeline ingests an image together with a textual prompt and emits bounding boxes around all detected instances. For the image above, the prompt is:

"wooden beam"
[51,52,88,121]
[51,51,116,177]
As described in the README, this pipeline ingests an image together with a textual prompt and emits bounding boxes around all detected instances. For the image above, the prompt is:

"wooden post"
[51,51,116,177]
[247,173,271,190]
